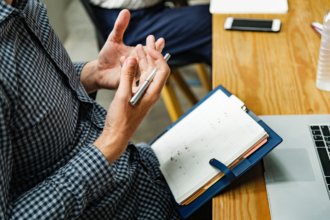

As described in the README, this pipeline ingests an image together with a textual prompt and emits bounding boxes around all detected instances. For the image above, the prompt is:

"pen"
[129,53,171,106]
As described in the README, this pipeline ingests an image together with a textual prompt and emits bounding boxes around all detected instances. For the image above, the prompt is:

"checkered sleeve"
[0,86,14,219]
[73,62,87,79]
[0,89,117,219]
[11,146,116,219]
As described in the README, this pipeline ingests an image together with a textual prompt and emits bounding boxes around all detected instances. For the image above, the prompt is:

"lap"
[126,4,211,41]
[93,4,212,64]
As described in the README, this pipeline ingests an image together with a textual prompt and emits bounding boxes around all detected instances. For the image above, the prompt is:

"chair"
[80,0,211,121]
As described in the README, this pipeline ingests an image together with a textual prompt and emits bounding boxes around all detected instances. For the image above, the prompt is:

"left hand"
[80,9,165,93]
[94,43,171,163]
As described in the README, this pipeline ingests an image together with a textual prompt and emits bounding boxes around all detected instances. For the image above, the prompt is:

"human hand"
[93,43,170,163]
[80,10,165,93]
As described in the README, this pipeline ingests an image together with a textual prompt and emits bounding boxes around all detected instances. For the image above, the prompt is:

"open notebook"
[151,88,268,205]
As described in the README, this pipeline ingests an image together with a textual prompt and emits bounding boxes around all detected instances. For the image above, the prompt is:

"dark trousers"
[92,3,212,66]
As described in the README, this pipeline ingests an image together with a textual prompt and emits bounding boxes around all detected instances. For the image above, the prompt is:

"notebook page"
[151,90,266,204]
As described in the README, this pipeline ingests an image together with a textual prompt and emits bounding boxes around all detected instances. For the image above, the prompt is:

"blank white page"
[210,0,288,14]
[151,90,267,204]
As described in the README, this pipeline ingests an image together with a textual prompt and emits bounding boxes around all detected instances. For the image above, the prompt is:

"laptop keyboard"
[310,125,330,195]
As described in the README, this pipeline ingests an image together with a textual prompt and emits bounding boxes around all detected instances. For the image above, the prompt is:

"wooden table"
[212,0,330,219]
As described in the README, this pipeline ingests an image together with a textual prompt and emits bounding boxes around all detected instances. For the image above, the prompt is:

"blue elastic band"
[209,158,236,181]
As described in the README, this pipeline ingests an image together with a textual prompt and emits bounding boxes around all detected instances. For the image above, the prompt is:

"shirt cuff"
[53,144,117,203]
[73,62,87,79]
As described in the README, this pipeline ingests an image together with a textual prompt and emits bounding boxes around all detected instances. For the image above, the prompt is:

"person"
[89,0,212,66]
[0,0,181,219]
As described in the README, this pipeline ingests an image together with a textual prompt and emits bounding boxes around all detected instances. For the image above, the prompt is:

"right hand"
[93,41,170,163]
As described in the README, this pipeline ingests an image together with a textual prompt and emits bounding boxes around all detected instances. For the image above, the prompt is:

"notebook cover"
[150,85,282,219]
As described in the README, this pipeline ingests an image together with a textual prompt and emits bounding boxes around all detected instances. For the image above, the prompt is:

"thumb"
[118,57,137,95]
[108,9,130,43]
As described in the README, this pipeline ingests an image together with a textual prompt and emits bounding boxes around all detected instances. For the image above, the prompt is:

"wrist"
[80,60,100,93]
[94,131,129,163]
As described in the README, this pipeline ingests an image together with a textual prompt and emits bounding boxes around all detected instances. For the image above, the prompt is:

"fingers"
[134,44,147,87]
[146,35,156,67]
[137,44,170,97]
[146,35,156,50]
[135,38,159,85]
[147,35,165,52]
[117,57,137,98]
[155,38,165,52]
[146,48,171,94]
[123,35,169,104]
[136,44,148,71]
[144,36,170,87]
[107,9,131,43]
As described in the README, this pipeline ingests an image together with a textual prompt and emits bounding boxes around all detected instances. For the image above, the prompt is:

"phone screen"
[232,19,273,29]
[224,17,281,32]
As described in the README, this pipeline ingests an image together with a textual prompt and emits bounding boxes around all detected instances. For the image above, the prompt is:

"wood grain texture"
[212,0,330,219]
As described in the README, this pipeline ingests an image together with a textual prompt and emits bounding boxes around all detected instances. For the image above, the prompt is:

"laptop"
[261,115,330,220]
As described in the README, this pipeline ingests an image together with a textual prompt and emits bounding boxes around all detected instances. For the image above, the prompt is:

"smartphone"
[224,17,281,32]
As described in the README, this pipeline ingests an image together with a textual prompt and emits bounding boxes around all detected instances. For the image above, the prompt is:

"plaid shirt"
[0,0,179,219]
